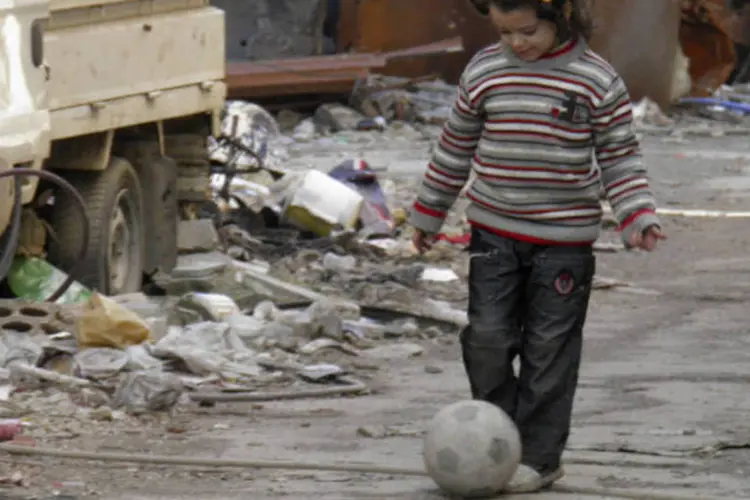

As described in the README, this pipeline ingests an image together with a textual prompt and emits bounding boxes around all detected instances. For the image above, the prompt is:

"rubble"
[177,219,220,254]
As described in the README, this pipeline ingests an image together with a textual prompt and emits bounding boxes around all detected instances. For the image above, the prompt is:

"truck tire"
[48,157,145,295]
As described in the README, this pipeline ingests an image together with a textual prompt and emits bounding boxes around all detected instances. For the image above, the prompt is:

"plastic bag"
[111,371,183,414]
[75,293,151,349]
[74,348,129,379]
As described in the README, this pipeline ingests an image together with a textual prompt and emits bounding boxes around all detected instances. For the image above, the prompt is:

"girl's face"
[489,5,558,61]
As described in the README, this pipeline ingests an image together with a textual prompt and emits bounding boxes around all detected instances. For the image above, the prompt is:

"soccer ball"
[422,400,522,498]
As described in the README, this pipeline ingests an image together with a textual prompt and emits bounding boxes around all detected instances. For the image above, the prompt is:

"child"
[409,0,664,493]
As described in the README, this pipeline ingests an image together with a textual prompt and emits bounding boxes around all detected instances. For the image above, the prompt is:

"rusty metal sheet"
[338,0,486,83]
[226,37,464,99]
[680,0,739,95]
[226,54,384,98]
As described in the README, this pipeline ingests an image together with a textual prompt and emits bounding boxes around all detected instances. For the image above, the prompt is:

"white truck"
[0,0,226,295]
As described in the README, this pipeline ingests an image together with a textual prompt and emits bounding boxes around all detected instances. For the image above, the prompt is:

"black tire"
[48,157,144,295]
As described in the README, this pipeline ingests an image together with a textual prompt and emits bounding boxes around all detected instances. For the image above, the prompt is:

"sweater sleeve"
[408,75,483,234]
[593,77,660,247]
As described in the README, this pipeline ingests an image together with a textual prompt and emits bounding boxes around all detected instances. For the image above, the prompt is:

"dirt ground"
[4,132,750,499]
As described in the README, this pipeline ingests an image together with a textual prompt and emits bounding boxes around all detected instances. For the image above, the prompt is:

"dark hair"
[485,0,593,41]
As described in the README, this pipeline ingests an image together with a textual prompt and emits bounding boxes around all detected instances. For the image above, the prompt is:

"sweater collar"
[504,37,586,70]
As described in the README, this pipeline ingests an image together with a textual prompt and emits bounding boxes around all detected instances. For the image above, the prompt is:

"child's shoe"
[504,464,564,493]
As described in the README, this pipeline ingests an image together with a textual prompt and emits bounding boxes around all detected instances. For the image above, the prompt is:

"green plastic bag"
[8,257,92,305]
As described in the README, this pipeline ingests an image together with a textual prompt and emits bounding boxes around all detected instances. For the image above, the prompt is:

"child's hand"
[412,229,435,254]
[629,225,666,251]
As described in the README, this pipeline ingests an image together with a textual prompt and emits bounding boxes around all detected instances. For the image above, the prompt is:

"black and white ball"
[423,400,522,498]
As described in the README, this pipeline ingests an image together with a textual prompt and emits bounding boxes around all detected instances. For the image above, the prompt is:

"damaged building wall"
[211,0,328,60]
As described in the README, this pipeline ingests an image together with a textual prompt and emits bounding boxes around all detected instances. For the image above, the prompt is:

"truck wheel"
[48,157,144,295]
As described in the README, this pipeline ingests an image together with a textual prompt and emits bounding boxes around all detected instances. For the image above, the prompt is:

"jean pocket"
[531,254,596,295]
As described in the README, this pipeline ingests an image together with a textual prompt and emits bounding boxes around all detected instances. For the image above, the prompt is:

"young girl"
[409,0,664,493]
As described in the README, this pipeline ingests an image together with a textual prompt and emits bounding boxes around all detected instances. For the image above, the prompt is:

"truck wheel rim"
[108,189,137,293]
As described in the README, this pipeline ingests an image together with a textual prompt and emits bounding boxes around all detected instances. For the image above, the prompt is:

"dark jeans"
[460,228,595,473]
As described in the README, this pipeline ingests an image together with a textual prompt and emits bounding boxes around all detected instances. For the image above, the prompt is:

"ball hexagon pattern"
[422,400,522,498]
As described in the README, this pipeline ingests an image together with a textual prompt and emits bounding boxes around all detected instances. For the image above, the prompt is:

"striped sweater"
[409,38,659,246]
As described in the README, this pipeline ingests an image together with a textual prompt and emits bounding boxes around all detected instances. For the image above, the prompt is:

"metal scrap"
[226,37,463,100]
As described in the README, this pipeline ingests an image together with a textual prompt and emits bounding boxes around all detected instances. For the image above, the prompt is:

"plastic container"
[282,170,364,237]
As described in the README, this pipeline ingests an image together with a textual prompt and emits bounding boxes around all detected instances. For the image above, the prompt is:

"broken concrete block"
[314,103,365,132]
[178,219,219,254]
[172,252,232,280]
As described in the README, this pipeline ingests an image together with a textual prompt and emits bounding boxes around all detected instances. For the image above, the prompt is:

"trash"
[298,338,361,356]
[9,363,94,390]
[209,101,286,171]
[327,159,395,237]
[74,348,129,380]
[75,293,152,349]
[277,170,365,237]
[420,267,459,282]
[211,174,278,216]
[297,363,346,383]
[356,116,388,131]
[0,332,43,368]
[176,293,242,322]
[124,344,164,372]
[151,322,262,379]
[111,371,184,414]
[7,257,92,304]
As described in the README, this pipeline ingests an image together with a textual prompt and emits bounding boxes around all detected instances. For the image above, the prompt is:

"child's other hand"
[412,229,435,254]
[629,225,666,251]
